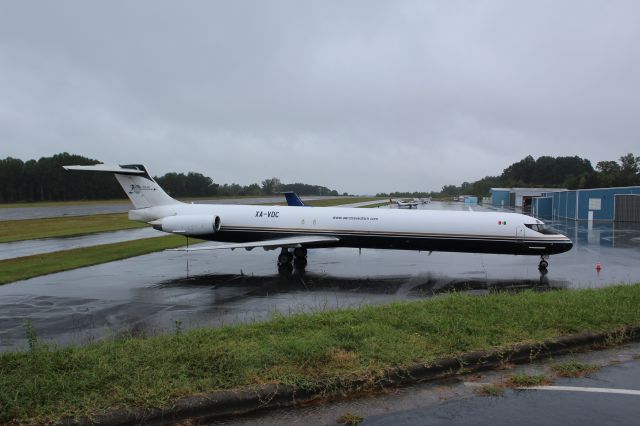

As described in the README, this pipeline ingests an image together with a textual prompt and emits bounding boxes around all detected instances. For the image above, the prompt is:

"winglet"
[283,192,309,207]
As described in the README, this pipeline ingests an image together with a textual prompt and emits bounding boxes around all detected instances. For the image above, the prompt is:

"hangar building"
[491,186,640,222]
[490,188,564,211]
[531,186,640,222]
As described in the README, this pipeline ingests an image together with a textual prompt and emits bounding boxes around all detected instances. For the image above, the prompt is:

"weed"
[22,319,38,351]
[506,373,550,387]
[337,412,364,425]
[474,384,505,397]
[551,361,600,378]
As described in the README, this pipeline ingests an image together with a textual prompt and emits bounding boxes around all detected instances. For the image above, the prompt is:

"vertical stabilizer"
[63,164,180,209]
[283,191,308,207]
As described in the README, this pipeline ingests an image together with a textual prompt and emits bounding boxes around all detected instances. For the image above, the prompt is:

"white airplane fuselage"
[63,164,572,260]
[133,202,572,256]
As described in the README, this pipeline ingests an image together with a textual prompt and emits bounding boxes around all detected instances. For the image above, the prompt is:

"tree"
[261,177,282,195]
[618,153,640,186]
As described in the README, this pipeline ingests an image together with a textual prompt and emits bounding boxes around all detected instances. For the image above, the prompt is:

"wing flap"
[169,235,340,252]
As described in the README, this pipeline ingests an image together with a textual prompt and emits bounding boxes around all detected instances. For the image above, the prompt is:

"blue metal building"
[490,188,511,208]
[531,186,640,222]
[490,188,563,209]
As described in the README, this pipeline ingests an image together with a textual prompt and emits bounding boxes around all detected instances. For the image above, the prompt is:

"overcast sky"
[1,1,639,194]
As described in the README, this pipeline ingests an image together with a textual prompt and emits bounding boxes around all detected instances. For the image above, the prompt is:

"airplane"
[64,164,573,271]
[396,199,419,209]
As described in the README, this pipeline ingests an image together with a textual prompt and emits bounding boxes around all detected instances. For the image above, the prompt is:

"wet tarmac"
[1,201,640,352]
[0,227,165,260]
[0,196,346,220]
[204,341,640,425]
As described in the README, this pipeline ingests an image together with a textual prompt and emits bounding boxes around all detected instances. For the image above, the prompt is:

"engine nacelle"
[154,215,221,236]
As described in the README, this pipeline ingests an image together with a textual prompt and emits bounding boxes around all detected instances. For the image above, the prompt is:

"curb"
[60,325,640,425]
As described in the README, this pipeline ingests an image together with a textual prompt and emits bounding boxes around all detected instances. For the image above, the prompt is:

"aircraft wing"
[169,235,340,252]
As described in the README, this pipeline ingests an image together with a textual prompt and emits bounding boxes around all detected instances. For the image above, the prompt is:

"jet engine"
[153,215,221,236]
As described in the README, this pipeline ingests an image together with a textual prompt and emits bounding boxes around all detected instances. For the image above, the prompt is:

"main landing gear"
[538,255,549,272]
[277,247,308,274]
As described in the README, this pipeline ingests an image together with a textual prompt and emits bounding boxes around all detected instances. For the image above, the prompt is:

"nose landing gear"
[538,255,549,272]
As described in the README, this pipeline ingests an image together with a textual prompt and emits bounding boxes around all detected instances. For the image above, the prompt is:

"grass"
[0,235,197,284]
[0,199,131,208]
[338,413,364,425]
[474,384,505,397]
[506,373,551,387]
[0,213,146,243]
[1,284,640,423]
[551,361,600,378]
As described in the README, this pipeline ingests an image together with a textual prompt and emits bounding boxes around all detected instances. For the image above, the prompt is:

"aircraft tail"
[283,191,308,207]
[63,164,180,209]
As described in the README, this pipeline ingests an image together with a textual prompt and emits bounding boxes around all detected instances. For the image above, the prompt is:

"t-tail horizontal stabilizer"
[63,164,179,209]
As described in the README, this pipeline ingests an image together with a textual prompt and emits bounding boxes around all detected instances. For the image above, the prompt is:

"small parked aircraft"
[396,199,420,209]
[64,164,572,271]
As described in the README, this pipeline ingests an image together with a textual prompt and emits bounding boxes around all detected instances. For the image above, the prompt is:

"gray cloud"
[1,1,639,193]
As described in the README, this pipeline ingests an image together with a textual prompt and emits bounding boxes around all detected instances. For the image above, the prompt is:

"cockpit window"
[525,223,558,235]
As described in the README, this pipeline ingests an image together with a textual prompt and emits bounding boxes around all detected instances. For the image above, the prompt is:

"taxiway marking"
[521,386,640,396]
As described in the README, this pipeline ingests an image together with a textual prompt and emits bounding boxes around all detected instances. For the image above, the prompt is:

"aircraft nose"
[561,238,573,253]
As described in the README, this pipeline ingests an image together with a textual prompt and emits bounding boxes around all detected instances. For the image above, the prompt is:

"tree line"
[0,153,341,203]
[439,153,640,198]
[377,153,640,198]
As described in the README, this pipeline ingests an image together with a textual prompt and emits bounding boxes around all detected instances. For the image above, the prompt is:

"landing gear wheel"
[293,256,308,268]
[293,247,307,258]
[277,248,293,266]
[538,257,549,271]
[278,263,293,275]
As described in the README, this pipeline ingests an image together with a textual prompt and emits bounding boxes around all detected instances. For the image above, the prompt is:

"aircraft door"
[516,226,525,239]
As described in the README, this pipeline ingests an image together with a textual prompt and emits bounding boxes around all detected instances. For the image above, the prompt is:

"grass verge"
[0,199,130,208]
[0,235,196,284]
[0,213,146,243]
[1,284,640,423]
